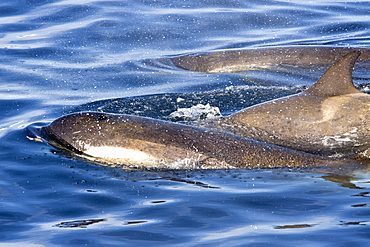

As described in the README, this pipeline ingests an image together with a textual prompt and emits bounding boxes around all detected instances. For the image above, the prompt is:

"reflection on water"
[54,219,106,228]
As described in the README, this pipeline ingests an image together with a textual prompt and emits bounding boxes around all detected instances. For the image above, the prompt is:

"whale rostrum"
[37,48,370,169]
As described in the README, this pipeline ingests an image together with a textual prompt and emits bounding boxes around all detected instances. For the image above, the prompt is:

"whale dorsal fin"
[305,51,362,96]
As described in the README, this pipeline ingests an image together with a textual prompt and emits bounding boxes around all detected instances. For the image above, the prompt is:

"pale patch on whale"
[314,94,363,124]
[84,146,156,161]
[84,146,215,169]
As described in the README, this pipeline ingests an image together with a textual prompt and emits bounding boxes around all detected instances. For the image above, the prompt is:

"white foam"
[169,103,221,121]
[321,127,359,147]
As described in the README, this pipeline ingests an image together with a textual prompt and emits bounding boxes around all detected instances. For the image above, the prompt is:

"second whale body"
[36,48,370,169]
[172,46,370,73]
[203,51,370,157]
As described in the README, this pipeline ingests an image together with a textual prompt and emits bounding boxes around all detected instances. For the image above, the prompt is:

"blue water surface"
[1,0,370,246]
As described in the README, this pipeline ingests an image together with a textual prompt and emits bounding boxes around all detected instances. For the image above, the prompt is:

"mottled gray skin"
[203,51,370,157]
[40,112,341,169]
[173,46,370,73]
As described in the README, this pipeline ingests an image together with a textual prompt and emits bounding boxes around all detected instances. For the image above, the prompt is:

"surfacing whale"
[172,46,370,73]
[39,112,334,169]
[35,48,370,169]
[202,51,370,157]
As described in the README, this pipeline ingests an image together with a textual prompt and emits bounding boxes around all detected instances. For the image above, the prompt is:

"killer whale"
[172,46,370,73]
[35,48,370,169]
[38,112,334,169]
[202,51,370,157]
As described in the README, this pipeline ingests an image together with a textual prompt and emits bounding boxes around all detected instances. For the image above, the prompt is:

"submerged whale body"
[37,47,370,169]
[172,46,370,73]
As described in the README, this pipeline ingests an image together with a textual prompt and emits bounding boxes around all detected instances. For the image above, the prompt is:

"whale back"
[210,51,370,157]
[39,112,334,169]
[172,46,370,73]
